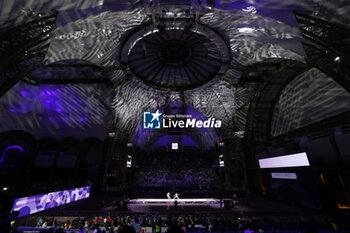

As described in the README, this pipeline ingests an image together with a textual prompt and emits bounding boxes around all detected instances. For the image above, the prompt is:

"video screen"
[259,152,310,168]
[11,186,90,217]
[271,172,297,180]
[126,155,132,167]
[219,155,224,167]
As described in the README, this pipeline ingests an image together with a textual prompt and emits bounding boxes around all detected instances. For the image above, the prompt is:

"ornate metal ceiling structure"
[295,11,350,92]
[122,23,230,90]
[245,12,350,152]
[0,0,350,151]
[0,14,57,97]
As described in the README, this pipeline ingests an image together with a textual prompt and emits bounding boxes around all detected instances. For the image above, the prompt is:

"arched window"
[0,145,24,167]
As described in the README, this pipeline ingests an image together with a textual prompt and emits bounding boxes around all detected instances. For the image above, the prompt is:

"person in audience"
[52,220,57,229]
[37,218,43,228]
[14,211,349,232]
[134,159,218,187]
[131,218,141,233]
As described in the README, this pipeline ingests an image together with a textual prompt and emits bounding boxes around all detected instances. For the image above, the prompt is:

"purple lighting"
[0,145,24,164]
[152,135,175,147]
[182,135,198,148]
[19,91,27,97]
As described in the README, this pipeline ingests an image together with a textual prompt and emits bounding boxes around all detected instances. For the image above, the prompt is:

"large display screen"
[11,186,90,217]
[271,172,297,180]
[259,152,310,168]
[219,155,224,167]
[126,155,132,167]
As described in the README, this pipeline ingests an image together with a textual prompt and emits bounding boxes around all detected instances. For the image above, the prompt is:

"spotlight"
[171,143,178,150]
[3,187,8,191]
[334,56,341,62]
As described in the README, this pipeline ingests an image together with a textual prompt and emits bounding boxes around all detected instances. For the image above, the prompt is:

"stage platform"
[37,194,306,215]
[130,198,221,204]
[126,198,228,213]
